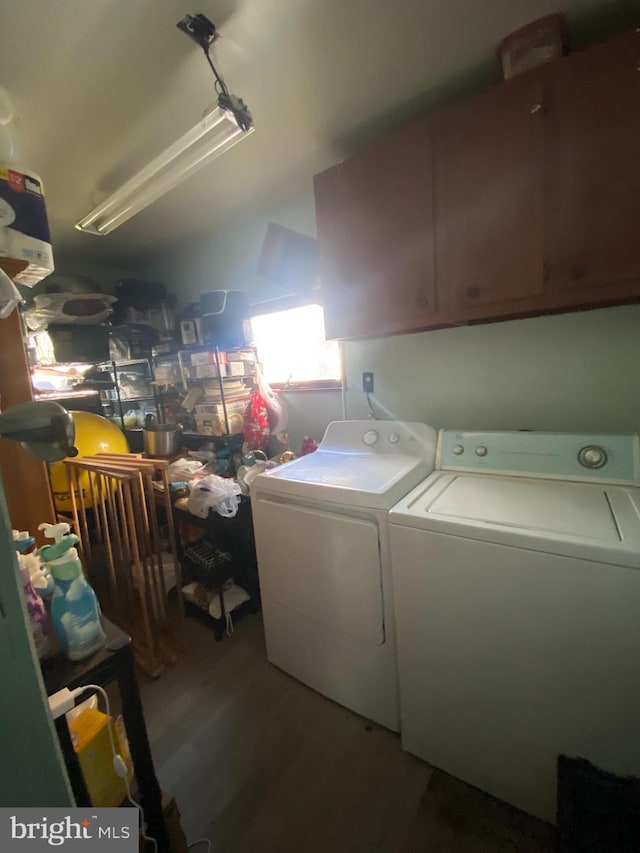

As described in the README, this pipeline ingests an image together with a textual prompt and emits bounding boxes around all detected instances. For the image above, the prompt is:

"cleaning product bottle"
[13,530,54,596]
[38,522,105,661]
[13,530,52,659]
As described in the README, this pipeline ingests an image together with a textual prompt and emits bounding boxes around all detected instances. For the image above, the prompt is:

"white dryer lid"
[254,451,433,509]
[252,420,438,510]
[390,472,640,568]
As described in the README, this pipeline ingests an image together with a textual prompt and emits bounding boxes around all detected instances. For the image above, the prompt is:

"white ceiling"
[0,0,626,269]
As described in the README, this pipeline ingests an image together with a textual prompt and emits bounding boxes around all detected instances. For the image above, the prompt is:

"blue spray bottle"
[38,522,105,661]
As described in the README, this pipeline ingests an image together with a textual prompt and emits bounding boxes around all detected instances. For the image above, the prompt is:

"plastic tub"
[497,14,566,81]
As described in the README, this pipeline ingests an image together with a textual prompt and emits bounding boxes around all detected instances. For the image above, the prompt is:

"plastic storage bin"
[497,14,566,81]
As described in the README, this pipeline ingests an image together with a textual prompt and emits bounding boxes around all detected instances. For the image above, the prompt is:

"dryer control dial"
[363,430,379,446]
[453,444,464,455]
[388,432,400,444]
[475,446,488,457]
[578,445,607,469]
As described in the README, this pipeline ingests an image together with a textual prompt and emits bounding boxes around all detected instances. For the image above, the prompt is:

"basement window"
[251,304,341,390]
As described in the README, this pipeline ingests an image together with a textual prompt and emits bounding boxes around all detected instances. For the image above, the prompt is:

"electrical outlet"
[362,372,374,394]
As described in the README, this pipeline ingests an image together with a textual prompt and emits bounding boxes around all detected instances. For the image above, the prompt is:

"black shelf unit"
[98,357,163,432]
[42,618,170,849]
[176,345,256,439]
[173,497,260,641]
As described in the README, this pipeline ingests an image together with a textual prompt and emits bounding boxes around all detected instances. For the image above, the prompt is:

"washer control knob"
[452,444,464,455]
[363,430,379,446]
[578,445,607,469]
[388,432,400,444]
[475,446,488,457]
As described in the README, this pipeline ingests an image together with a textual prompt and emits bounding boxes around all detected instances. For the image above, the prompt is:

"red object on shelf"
[497,14,566,81]
[299,435,319,456]
[243,388,271,451]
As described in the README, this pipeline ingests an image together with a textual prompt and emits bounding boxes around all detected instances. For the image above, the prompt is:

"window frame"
[270,377,343,393]
[250,299,343,392]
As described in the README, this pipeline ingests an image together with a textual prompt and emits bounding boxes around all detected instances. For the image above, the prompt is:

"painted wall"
[29,259,146,297]
[142,192,345,449]
[344,304,640,433]
[281,389,343,452]
[144,188,640,446]
[143,192,318,310]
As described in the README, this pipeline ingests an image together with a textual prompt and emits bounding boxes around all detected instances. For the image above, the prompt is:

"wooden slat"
[90,453,184,628]
[64,453,184,675]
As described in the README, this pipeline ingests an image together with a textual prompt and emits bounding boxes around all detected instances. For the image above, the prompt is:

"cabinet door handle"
[418,296,429,306]
[466,286,480,299]
[570,264,586,280]
[530,103,544,115]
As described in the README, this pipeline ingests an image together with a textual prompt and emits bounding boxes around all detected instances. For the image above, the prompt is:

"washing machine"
[251,420,437,731]
[390,429,640,823]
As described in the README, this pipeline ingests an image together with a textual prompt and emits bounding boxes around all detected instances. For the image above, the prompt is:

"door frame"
[0,474,73,806]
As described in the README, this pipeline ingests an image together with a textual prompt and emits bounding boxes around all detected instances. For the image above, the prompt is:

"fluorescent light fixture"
[75,106,254,235]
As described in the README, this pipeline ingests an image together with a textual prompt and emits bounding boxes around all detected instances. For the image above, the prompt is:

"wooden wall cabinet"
[314,115,436,340]
[434,71,545,322]
[314,31,640,340]
[544,32,640,305]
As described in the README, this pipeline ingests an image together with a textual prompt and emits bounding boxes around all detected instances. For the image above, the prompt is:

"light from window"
[251,304,341,386]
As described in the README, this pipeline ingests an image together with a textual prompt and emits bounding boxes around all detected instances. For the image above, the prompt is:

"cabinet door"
[314,116,436,340]
[545,32,640,299]
[435,73,545,319]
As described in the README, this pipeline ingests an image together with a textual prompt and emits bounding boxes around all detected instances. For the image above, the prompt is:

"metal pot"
[143,424,183,457]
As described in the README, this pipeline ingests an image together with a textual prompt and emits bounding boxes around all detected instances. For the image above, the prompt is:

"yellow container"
[68,707,132,807]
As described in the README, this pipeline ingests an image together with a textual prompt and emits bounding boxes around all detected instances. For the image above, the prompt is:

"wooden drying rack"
[63,453,185,677]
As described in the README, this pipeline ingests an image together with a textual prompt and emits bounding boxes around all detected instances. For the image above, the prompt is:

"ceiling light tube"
[75,106,254,236]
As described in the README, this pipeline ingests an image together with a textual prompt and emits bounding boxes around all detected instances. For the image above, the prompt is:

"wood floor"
[138,612,556,853]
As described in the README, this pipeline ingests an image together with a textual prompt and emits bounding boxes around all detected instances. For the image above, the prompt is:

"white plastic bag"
[24,292,117,330]
[166,458,204,483]
[0,268,23,318]
[255,362,288,438]
[187,474,242,518]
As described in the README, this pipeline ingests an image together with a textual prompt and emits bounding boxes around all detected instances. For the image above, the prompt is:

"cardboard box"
[153,362,180,382]
[139,790,189,853]
[195,363,228,379]
[68,708,132,808]
[227,360,255,376]
[162,792,189,853]
[194,398,249,435]
[0,166,54,286]
[194,397,248,416]
[190,351,228,366]
[194,413,245,436]
[190,351,214,366]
